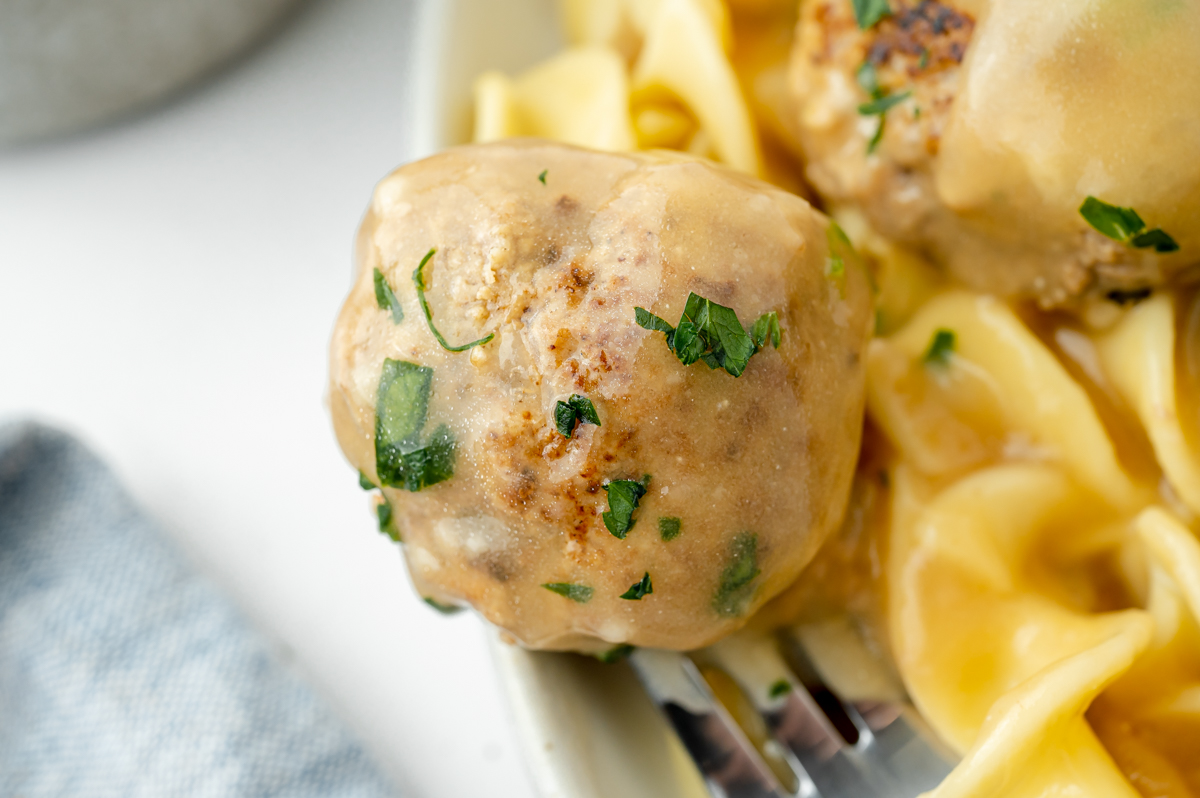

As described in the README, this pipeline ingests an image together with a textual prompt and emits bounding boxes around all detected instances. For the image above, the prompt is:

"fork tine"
[781,634,957,793]
[704,636,894,798]
[844,702,956,792]
[630,648,793,798]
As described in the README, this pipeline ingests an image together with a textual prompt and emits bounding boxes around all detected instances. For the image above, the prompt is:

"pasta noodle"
[468,1,1200,794]
[876,295,1200,796]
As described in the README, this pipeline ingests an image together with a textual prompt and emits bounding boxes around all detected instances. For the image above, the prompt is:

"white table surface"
[0,1,537,795]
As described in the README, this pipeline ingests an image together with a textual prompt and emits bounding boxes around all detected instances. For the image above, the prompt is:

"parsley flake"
[358,471,375,491]
[423,597,463,614]
[750,312,782,351]
[856,62,881,98]
[538,169,548,185]
[635,293,782,377]
[1130,228,1179,253]
[603,478,649,539]
[375,359,456,491]
[542,582,594,603]
[852,0,891,29]
[595,644,635,663]
[1079,197,1179,253]
[769,679,791,699]
[858,91,910,155]
[555,394,602,438]
[923,329,956,367]
[713,532,761,617]
[412,249,495,352]
[826,227,851,298]
[376,498,401,542]
[620,572,653,601]
[373,268,404,324]
[658,516,682,541]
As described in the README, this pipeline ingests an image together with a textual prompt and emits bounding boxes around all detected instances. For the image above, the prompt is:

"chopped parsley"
[595,644,634,663]
[542,582,594,603]
[358,471,375,491]
[412,249,496,352]
[658,516,682,541]
[555,394,602,438]
[1079,197,1179,253]
[825,221,855,295]
[376,498,401,542]
[859,91,911,154]
[852,0,891,29]
[923,329,956,367]
[423,597,463,614]
[373,268,404,324]
[374,359,456,491]
[769,679,791,699]
[603,477,649,539]
[856,62,908,154]
[713,532,761,617]
[750,312,782,351]
[856,62,881,97]
[862,95,908,114]
[1106,287,1153,306]
[538,169,548,185]
[620,572,654,601]
[635,293,781,378]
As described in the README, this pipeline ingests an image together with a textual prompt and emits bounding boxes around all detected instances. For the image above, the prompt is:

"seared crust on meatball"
[330,140,872,651]
[790,0,1194,308]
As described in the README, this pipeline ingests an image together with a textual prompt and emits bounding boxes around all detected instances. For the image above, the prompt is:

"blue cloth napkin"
[0,422,399,797]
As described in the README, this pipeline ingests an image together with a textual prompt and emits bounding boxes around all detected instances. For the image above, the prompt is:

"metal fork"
[629,630,957,798]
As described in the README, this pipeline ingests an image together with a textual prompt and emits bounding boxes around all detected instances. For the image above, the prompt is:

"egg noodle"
[471,1,1200,794]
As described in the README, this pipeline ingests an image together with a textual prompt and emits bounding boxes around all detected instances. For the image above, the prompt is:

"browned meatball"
[790,0,1200,307]
[329,139,872,652]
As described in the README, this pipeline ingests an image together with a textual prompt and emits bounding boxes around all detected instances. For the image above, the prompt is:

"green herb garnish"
[856,62,881,98]
[373,268,404,324]
[858,91,910,154]
[859,93,902,117]
[538,169,548,185]
[603,478,649,539]
[852,0,890,29]
[412,249,495,352]
[1079,197,1179,253]
[750,312,782,351]
[423,597,463,614]
[542,582,594,603]
[923,329,956,367]
[635,293,781,377]
[555,394,602,438]
[825,221,858,296]
[595,644,635,663]
[358,471,375,491]
[769,679,791,699]
[620,572,653,601]
[374,359,456,491]
[658,516,682,541]
[713,532,761,617]
[377,498,401,542]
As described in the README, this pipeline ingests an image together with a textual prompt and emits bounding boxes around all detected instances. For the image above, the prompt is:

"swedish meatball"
[329,140,872,652]
[791,0,1200,307]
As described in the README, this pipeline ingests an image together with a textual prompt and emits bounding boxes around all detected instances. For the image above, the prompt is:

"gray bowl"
[0,0,301,144]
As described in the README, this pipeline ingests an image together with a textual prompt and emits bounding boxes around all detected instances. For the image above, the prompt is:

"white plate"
[409,2,709,795]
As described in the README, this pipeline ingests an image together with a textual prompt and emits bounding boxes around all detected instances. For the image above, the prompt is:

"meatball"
[329,140,872,652]
[790,0,1200,307]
